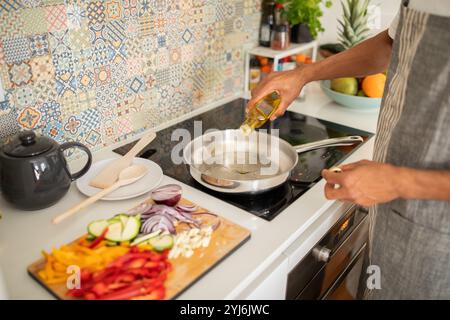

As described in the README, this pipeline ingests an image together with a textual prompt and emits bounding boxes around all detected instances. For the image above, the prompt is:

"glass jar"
[271,24,290,50]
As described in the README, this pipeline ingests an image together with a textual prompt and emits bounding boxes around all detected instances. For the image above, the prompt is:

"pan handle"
[293,136,363,154]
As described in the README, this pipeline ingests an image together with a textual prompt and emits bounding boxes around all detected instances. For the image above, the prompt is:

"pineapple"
[338,0,370,49]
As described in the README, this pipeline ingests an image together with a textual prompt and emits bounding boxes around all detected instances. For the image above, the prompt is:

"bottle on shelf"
[271,24,290,50]
[240,91,282,136]
[249,57,261,91]
[259,1,275,47]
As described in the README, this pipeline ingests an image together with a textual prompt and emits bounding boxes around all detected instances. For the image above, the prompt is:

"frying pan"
[183,130,362,194]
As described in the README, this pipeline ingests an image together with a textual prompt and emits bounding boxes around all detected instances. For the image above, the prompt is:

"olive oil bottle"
[240,91,282,135]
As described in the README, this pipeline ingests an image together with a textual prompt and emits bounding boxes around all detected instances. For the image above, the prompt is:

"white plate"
[76,158,163,201]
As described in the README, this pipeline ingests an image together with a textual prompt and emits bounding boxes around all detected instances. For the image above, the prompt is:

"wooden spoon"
[53,165,148,224]
[89,130,156,189]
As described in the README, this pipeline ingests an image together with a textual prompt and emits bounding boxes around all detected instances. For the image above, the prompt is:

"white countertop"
[0,82,379,299]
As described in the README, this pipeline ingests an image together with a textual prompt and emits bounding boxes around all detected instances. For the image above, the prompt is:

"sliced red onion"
[192,212,221,231]
[141,214,175,234]
[175,204,198,212]
[151,184,182,206]
[127,202,153,216]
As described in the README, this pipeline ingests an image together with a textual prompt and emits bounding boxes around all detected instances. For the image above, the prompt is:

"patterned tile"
[17,105,41,129]
[14,85,35,108]
[95,82,118,109]
[3,36,31,64]
[8,61,33,87]
[0,0,23,12]
[138,0,151,17]
[92,43,113,67]
[42,119,65,142]
[56,71,77,97]
[66,3,87,30]
[94,65,111,86]
[122,0,138,19]
[128,76,144,94]
[138,15,152,37]
[29,34,50,57]
[45,5,68,32]
[105,0,122,20]
[87,1,105,25]
[104,20,127,45]
[63,114,81,134]
[48,30,71,54]
[32,78,57,102]
[89,22,107,47]
[53,51,74,76]
[85,128,101,146]
[39,100,62,122]
[80,107,101,132]
[0,109,20,140]
[30,55,55,82]
[0,10,24,39]
[76,68,95,92]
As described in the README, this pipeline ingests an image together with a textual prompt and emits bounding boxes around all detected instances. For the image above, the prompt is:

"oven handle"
[312,246,331,263]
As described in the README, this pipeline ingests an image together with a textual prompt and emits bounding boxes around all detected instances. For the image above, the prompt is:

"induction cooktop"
[114,98,373,221]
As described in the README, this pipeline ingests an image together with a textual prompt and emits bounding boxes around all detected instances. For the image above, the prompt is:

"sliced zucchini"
[149,234,174,252]
[87,220,109,237]
[86,234,96,241]
[130,230,162,246]
[121,216,141,242]
[105,221,123,242]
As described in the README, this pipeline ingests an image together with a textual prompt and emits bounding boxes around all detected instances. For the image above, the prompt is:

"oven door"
[287,206,369,300]
[323,243,366,300]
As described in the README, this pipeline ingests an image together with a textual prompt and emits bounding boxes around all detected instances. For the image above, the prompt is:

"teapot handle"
[60,142,93,181]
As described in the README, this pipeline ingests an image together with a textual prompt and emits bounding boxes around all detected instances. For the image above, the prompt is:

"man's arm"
[398,167,450,201]
[321,161,450,207]
[303,30,393,82]
[247,30,393,119]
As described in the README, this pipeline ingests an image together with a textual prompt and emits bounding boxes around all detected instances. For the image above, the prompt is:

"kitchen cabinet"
[236,255,289,300]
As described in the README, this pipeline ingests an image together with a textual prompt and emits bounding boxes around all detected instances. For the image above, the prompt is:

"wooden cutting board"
[28,198,251,300]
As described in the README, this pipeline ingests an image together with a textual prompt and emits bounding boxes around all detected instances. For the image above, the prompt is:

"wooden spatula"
[89,130,156,189]
[53,165,148,224]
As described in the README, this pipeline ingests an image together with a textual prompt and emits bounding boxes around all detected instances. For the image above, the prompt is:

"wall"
[0,0,261,154]
[318,0,401,44]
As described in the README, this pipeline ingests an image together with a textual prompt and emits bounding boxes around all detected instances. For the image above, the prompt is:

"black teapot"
[0,131,92,210]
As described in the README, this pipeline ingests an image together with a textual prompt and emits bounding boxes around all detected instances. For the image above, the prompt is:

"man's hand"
[321,160,401,207]
[246,68,308,120]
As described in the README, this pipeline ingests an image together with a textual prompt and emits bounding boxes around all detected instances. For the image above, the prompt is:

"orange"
[259,57,269,66]
[295,54,306,63]
[362,73,386,98]
[261,64,272,73]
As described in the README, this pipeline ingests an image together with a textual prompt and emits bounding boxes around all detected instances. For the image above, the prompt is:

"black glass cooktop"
[114,98,373,221]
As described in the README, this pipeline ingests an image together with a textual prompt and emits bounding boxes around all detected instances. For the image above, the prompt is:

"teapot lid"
[3,131,54,158]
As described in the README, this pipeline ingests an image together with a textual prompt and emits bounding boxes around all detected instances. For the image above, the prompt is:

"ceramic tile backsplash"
[0,0,261,153]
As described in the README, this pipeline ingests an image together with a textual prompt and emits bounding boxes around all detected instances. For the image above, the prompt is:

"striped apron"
[367,2,450,299]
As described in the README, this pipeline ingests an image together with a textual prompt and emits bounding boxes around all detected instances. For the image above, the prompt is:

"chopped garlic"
[169,226,213,259]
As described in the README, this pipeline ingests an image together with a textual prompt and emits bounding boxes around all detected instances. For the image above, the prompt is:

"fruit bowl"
[320,80,382,111]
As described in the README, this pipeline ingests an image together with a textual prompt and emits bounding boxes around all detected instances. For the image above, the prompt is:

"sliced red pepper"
[134,286,165,300]
[88,227,109,249]
[91,282,109,297]
[98,282,152,300]
[67,288,86,297]
[126,257,147,269]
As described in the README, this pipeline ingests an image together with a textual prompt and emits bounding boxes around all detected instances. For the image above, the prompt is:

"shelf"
[247,41,318,59]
